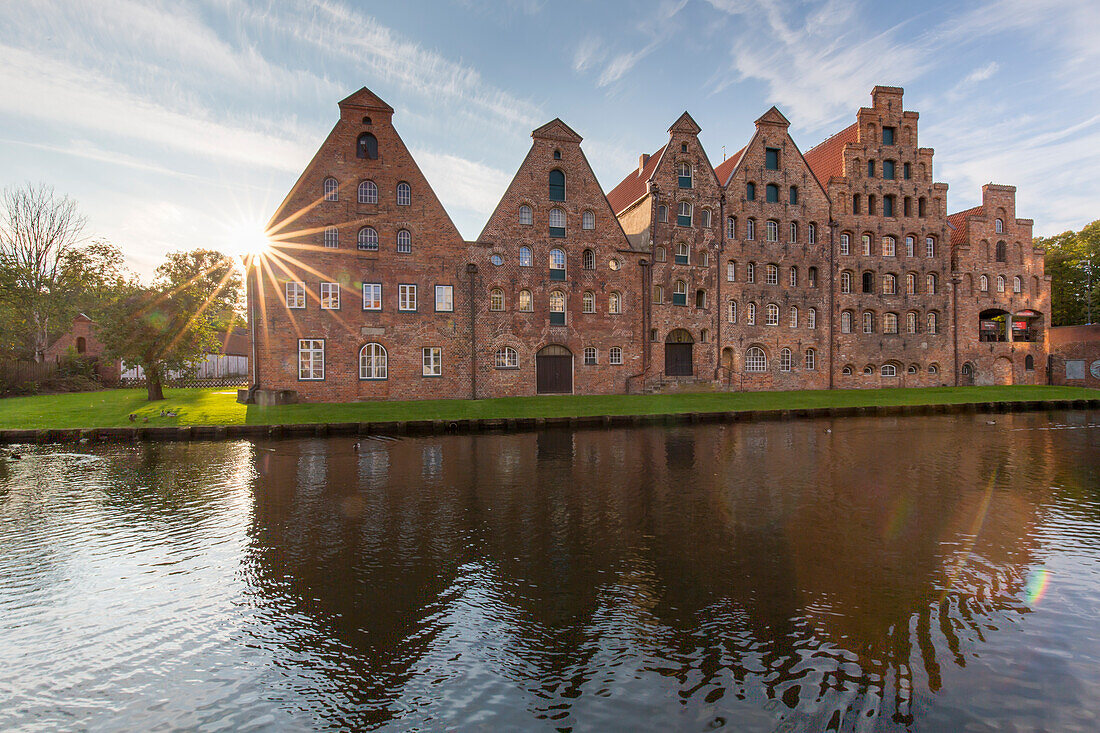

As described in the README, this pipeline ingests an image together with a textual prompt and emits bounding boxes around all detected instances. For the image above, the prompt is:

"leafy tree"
[1041,220,1100,326]
[99,249,241,401]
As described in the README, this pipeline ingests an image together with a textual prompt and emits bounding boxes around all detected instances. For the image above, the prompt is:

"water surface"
[1,411,1099,731]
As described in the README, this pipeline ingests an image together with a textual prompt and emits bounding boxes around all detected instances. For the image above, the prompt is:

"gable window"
[286,281,305,309]
[995,218,1005,233]
[422,347,442,377]
[324,226,338,248]
[658,205,668,223]
[747,302,757,324]
[519,205,533,225]
[926,236,936,257]
[549,290,566,325]
[841,311,852,333]
[490,288,505,311]
[765,303,779,325]
[519,245,532,267]
[678,162,693,188]
[747,261,755,283]
[779,348,792,372]
[883,195,894,217]
[840,233,850,255]
[363,283,382,311]
[747,219,756,240]
[905,236,915,258]
[681,142,688,153]
[765,148,779,170]
[805,348,816,370]
[320,282,340,309]
[765,220,778,242]
[549,169,566,201]
[883,126,895,145]
[789,186,798,205]
[550,248,566,279]
[397,229,412,253]
[549,208,566,237]
[883,236,896,257]
[356,133,378,160]
[995,241,1007,262]
[673,279,688,306]
[884,312,898,333]
[675,242,690,265]
[700,208,712,228]
[495,347,519,369]
[359,343,386,380]
[677,202,692,227]
[980,275,989,291]
[399,284,417,311]
[727,216,736,239]
[584,347,597,365]
[435,285,453,312]
[609,291,622,314]
[610,347,623,365]
[766,263,778,285]
[728,299,737,323]
[583,248,595,270]
[583,210,595,230]
[727,260,736,282]
[323,177,339,201]
[808,308,817,329]
[358,180,378,204]
[789,222,798,243]
[518,289,533,311]
[396,182,411,206]
[808,223,816,244]
[883,160,895,180]
[582,291,595,313]
[746,346,766,372]
[746,182,756,201]
[766,184,779,203]
[299,340,324,380]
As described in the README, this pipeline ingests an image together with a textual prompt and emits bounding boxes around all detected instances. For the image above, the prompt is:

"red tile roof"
[802,123,858,186]
[947,205,982,245]
[713,146,747,186]
[606,145,665,214]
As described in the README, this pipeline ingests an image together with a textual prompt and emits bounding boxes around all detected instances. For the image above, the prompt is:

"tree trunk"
[146,366,165,401]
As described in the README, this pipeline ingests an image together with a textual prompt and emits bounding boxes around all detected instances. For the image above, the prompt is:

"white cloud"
[412,149,510,222]
[963,62,999,85]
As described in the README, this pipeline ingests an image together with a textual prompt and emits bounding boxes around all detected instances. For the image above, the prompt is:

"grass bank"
[0,385,1096,431]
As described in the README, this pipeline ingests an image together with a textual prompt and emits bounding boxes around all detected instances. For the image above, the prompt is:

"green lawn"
[0,385,1095,431]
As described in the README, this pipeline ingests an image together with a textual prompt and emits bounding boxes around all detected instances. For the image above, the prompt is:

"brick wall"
[1049,325,1100,388]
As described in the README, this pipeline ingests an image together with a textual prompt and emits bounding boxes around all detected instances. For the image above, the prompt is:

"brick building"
[248,85,1055,403]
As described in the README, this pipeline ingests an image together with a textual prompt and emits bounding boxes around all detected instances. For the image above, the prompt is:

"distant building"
[1048,325,1100,388]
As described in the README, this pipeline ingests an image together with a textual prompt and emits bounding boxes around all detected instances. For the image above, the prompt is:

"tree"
[1041,220,1100,326]
[99,249,241,401]
[0,184,87,361]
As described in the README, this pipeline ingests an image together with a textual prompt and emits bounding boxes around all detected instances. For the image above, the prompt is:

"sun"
[224,222,271,258]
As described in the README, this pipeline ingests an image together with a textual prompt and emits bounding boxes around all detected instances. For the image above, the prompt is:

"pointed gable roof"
[338,86,395,113]
[668,111,701,135]
[606,145,666,215]
[532,118,582,143]
[803,122,858,186]
[948,205,983,245]
[755,106,790,127]
[713,145,747,186]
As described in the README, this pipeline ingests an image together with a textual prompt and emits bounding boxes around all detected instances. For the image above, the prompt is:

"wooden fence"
[0,360,57,386]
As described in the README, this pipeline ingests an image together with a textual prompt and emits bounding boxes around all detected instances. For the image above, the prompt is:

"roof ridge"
[804,122,858,155]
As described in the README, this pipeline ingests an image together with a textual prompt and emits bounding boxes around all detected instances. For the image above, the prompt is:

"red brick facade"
[249,85,1054,402]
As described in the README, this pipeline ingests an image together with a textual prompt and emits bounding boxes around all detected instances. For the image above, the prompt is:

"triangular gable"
[338,86,395,113]
[755,106,790,127]
[668,111,701,136]
[532,118,583,143]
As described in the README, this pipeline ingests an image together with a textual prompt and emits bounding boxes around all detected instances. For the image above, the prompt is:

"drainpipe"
[629,258,650,392]
[467,263,478,400]
[828,220,837,389]
[951,274,960,386]
[715,191,725,380]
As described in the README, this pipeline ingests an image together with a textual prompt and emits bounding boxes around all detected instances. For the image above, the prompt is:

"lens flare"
[1026,567,1050,606]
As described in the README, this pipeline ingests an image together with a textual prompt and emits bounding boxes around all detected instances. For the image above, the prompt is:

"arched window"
[765,303,779,326]
[883,312,898,333]
[397,229,411,253]
[841,311,853,333]
[863,311,875,333]
[779,348,792,372]
[549,169,566,201]
[883,273,897,294]
[609,291,622,314]
[519,205,533,225]
[745,347,767,372]
[789,306,798,328]
[701,209,712,228]
[495,347,519,368]
[840,233,850,255]
[490,288,505,311]
[906,273,916,294]
[396,182,411,206]
[1013,276,1022,293]
[747,302,757,325]
[519,246,532,267]
[356,133,378,159]
[805,348,816,370]
[766,264,778,285]
[766,184,779,203]
[518,289,533,311]
[862,234,872,256]
[727,260,736,282]
[324,226,338,248]
[658,205,668,223]
[881,364,897,377]
[76,336,86,353]
[675,242,690,265]
[673,279,688,306]
[727,216,736,239]
[582,210,595,230]
[883,236,896,257]
[840,271,851,293]
[808,223,816,244]
[787,222,797,243]
[583,248,595,269]
[926,273,937,294]
[357,226,378,251]
[677,202,693,227]
[549,290,566,324]
[908,364,919,375]
[359,343,387,380]
[728,299,737,323]
[677,162,693,188]
[980,275,989,291]
[789,266,798,287]
[905,236,915,257]
[654,284,664,304]
[765,220,779,242]
[656,246,666,262]
[863,365,874,375]
[842,365,853,376]
[906,311,917,334]
[862,271,874,293]
[550,248,566,279]
[746,182,756,201]
[323,177,339,201]
[925,236,936,257]
[995,241,1007,262]
[582,291,595,313]
[808,267,818,288]
[808,308,817,329]
[747,261,755,283]
[927,312,938,334]
[995,218,1004,233]
[1025,354,1034,371]
[789,186,799,205]
[358,180,378,204]
[996,275,1005,292]
[549,208,566,237]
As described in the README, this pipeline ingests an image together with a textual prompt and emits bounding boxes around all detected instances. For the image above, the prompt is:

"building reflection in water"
[240,412,1078,730]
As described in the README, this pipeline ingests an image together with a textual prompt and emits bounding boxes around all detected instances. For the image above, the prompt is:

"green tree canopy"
[1040,220,1100,326]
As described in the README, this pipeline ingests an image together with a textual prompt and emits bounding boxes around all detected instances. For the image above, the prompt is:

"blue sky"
[2,0,1098,277]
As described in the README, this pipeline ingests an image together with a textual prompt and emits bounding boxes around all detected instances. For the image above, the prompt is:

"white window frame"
[926,237,936,257]
[360,343,387,380]
[808,308,816,329]
[727,261,736,282]
[582,210,595,230]
[609,291,622,314]
[435,285,453,312]
[766,264,778,285]
[397,229,412,254]
[323,177,338,202]
[519,246,532,267]
[358,227,378,251]
[745,347,766,372]
[805,349,816,370]
[490,288,505,311]
[495,347,519,369]
[747,303,756,325]
[399,284,417,311]
[358,180,377,204]
[840,233,850,255]
[609,346,623,365]
[422,347,442,377]
[765,220,778,242]
[324,226,338,248]
[396,182,411,206]
[518,289,533,312]
[765,303,779,326]
[286,281,305,309]
[299,339,324,380]
[789,306,798,328]
[363,283,382,311]
[320,282,340,310]
[519,205,533,226]
[584,347,597,365]
[780,348,792,372]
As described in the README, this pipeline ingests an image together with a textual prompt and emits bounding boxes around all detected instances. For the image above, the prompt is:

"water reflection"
[1,412,1099,730]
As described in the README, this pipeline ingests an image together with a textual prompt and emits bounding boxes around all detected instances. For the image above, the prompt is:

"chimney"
[638,154,649,173]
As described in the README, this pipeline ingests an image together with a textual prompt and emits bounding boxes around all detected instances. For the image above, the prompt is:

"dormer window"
[356,133,378,159]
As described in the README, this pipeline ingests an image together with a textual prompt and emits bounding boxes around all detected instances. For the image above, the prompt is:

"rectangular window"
[765,148,779,170]
[584,347,597,365]
[766,186,779,203]
[867,160,875,177]
[727,261,735,282]
[658,205,668,223]
[883,127,895,145]
[422,347,441,377]
[840,234,849,255]
[808,224,816,245]
[286,281,305,309]
[883,160,895,179]
[320,282,340,309]
[862,235,871,256]
[362,283,381,311]
[399,284,417,311]
[883,195,894,218]
[609,347,623,365]
[298,339,324,380]
[435,285,453,312]
[672,290,687,306]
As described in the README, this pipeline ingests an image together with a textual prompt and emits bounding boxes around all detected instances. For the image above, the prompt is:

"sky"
[2,0,1099,278]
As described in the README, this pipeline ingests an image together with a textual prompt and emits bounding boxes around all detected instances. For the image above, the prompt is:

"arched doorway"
[961,362,976,386]
[76,336,86,354]
[993,356,1014,385]
[664,329,694,376]
[536,344,573,394]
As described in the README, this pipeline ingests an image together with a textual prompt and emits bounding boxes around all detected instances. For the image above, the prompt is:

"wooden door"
[536,354,572,394]
[665,343,693,376]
